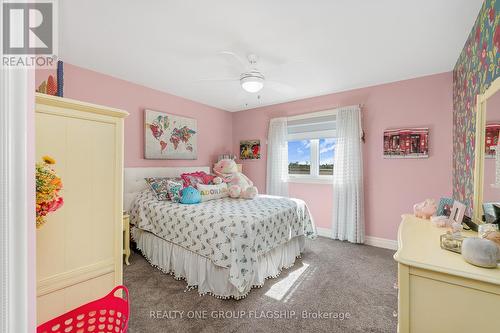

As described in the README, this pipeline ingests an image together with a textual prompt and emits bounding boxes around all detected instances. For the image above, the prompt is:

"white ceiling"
[60,0,483,112]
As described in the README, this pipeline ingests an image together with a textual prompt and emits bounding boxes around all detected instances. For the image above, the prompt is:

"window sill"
[287,176,333,184]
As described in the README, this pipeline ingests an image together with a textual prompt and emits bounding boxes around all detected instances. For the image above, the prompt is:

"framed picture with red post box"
[383,127,429,159]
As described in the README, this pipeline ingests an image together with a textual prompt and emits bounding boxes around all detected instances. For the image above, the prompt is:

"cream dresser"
[394,214,500,333]
[35,93,128,323]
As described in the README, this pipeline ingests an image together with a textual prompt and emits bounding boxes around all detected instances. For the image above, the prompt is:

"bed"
[124,167,317,299]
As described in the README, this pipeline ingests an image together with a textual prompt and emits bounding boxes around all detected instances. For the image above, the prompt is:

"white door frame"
[0,61,33,333]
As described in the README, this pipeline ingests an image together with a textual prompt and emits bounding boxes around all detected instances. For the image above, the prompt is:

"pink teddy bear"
[213,159,258,199]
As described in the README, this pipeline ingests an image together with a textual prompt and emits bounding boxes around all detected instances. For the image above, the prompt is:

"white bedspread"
[129,190,317,292]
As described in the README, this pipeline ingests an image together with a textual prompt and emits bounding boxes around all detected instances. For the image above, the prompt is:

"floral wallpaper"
[453,0,500,215]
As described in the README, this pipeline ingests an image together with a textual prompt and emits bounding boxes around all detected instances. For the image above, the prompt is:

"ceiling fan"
[197,52,296,95]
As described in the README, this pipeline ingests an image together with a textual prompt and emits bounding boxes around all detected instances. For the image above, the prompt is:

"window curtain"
[266,117,289,197]
[331,106,364,243]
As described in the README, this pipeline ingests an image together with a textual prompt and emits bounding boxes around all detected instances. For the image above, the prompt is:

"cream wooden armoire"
[35,93,128,323]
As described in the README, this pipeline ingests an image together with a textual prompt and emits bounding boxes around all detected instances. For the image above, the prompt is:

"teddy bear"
[213,159,258,199]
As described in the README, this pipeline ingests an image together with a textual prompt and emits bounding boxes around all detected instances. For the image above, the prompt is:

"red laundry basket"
[37,285,129,333]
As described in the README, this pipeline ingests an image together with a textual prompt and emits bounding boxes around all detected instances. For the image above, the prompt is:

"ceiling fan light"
[241,76,264,93]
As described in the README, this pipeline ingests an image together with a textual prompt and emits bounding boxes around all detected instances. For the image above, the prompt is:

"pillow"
[202,173,216,184]
[166,180,183,203]
[197,183,228,202]
[144,177,170,201]
[180,186,201,204]
[180,171,214,187]
[145,177,183,201]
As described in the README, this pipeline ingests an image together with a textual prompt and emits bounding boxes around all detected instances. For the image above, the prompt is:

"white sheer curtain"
[266,117,289,197]
[331,106,364,243]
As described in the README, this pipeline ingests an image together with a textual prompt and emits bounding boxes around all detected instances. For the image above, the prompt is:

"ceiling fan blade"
[219,51,248,70]
[266,80,295,94]
[194,77,238,82]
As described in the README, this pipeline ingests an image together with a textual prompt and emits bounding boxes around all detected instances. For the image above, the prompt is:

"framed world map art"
[144,109,197,159]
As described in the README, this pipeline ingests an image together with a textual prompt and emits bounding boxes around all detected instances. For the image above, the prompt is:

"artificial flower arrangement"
[36,156,64,228]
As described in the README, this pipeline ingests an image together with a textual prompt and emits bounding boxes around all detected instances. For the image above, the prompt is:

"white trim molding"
[287,175,333,184]
[316,227,333,238]
[0,68,33,331]
[363,236,398,250]
[316,227,398,251]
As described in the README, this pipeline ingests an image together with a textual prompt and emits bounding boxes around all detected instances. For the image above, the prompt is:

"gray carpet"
[124,237,398,333]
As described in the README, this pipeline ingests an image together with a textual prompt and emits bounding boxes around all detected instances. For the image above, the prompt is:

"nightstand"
[123,212,131,265]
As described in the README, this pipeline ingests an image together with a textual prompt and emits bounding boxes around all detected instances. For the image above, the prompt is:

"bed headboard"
[123,166,210,212]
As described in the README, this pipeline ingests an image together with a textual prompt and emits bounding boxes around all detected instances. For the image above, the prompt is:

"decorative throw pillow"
[202,173,216,184]
[166,180,183,203]
[197,183,228,202]
[144,177,170,201]
[180,186,201,204]
[180,171,214,187]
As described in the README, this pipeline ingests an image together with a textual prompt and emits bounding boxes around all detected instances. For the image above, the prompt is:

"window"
[288,140,311,175]
[319,138,335,175]
[286,109,337,183]
[287,138,335,179]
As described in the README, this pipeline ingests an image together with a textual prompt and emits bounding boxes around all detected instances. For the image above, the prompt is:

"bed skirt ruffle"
[131,227,306,299]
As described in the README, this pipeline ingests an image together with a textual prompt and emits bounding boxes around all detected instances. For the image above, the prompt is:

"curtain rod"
[307,103,364,112]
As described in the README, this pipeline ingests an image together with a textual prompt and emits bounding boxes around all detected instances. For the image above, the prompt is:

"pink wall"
[36,64,233,168]
[35,65,452,241]
[232,72,453,240]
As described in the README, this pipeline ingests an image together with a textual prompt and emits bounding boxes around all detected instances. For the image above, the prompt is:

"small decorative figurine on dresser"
[413,199,437,219]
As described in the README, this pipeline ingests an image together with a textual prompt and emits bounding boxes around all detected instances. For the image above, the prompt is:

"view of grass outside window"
[319,138,335,175]
[288,138,335,176]
[288,140,311,174]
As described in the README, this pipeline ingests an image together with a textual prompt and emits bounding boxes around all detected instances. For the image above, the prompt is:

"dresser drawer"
[409,274,500,333]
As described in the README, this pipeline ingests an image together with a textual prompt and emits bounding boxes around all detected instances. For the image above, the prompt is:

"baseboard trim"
[316,227,332,238]
[364,236,398,250]
[315,227,398,250]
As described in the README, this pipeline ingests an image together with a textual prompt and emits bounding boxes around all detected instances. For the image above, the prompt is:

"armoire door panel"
[36,113,68,280]
[35,93,127,324]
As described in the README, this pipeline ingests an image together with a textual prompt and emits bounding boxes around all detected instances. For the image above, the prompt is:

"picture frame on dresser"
[449,201,466,225]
